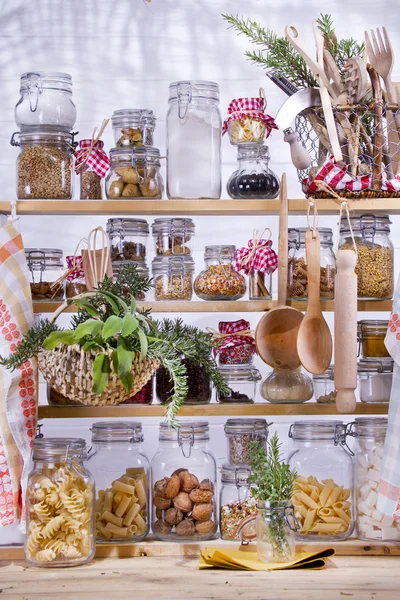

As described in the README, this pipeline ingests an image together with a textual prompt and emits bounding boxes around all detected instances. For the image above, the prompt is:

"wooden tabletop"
[1,555,399,599]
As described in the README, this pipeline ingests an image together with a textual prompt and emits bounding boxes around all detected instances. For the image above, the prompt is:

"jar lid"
[12,127,75,145]
[159,421,209,441]
[33,438,86,461]
[112,260,149,277]
[358,358,394,373]
[340,214,392,233]
[152,255,195,273]
[168,80,220,102]
[288,227,333,246]
[289,420,344,441]
[151,218,195,235]
[204,245,236,260]
[25,248,64,269]
[358,320,389,332]
[109,146,161,162]
[224,418,268,435]
[107,218,150,236]
[20,72,73,92]
[347,417,388,439]
[313,366,334,381]
[220,463,252,484]
[91,421,143,443]
[111,109,156,128]
[219,365,261,382]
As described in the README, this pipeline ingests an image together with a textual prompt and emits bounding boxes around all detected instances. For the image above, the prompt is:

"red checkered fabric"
[66,255,84,281]
[222,97,278,136]
[217,319,255,350]
[235,239,278,275]
[74,139,110,177]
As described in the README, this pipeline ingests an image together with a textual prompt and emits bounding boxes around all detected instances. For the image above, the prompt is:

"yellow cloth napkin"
[199,545,335,571]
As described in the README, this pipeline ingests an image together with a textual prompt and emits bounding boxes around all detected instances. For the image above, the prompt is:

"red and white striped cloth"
[235,239,278,275]
[66,255,85,281]
[74,139,110,177]
[217,320,256,350]
[222,97,278,137]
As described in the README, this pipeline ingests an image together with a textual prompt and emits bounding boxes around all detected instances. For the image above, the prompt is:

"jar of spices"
[12,128,75,199]
[235,235,278,300]
[152,256,195,301]
[220,464,257,541]
[111,108,156,147]
[151,218,195,256]
[112,261,150,301]
[223,95,278,146]
[75,140,110,200]
[287,227,336,299]
[194,245,246,301]
[312,366,336,404]
[25,438,95,567]
[227,144,280,199]
[156,358,212,405]
[106,147,163,199]
[339,215,394,300]
[358,359,393,403]
[288,421,354,541]
[167,80,221,199]
[15,72,76,130]
[224,418,268,465]
[107,218,149,263]
[217,366,261,404]
[358,320,390,359]
[214,320,256,366]
[66,255,86,299]
[346,418,400,541]
[26,248,65,301]
[151,421,217,541]
[260,367,313,404]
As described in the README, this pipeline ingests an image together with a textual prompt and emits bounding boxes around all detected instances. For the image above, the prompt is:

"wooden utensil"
[323,49,348,103]
[342,58,369,104]
[367,65,384,191]
[296,229,332,374]
[365,28,400,120]
[255,174,303,371]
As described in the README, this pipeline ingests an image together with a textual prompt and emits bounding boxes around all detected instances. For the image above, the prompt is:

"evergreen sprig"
[316,13,365,70]
[0,319,58,370]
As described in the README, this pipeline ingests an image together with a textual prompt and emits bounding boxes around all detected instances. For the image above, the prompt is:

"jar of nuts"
[107,218,149,262]
[224,418,269,465]
[106,147,163,199]
[151,218,195,256]
[152,256,195,301]
[151,421,217,541]
[111,108,156,147]
[194,245,246,301]
[287,227,336,300]
[220,464,257,541]
[25,247,65,301]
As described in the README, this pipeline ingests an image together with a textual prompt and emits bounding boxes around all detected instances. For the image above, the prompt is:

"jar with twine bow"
[208,320,256,366]
[223,89,278,145]
[75,119,110,199]
[235,230,278,300]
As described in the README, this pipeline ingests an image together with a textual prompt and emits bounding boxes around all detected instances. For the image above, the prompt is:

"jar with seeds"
[194,245,246,301]
[224,418,269,465]
[152,256,195,301]
[26,248,65,301]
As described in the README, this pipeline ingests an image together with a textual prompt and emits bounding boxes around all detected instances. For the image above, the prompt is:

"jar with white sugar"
[346,418,400,541]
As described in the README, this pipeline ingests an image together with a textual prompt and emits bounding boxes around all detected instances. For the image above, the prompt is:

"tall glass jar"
[194,245,246,300]
[167,80,221,199]
[15,72,76,130]
[224,418,268,465]
[260,367,313,404]
[107,217,149,263]
[151,421,217,541]
[339,214,394,299]
[346,417,400,541]
[257,501,297,563]
[88,422,150,543]
[358,320,390,359]
[288,421,354,541]
[111,109,156,147]
[25,438,95,567]
[220,464,257,541]
[156,359,212,405]
[106,147,163,199]
[287,227,336,299]
[227,144,280,199]
[25,247,64,301]
[152,218,195,256]
[152,256,195,301]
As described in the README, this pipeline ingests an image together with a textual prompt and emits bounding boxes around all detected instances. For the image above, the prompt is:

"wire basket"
[295,102,400,199]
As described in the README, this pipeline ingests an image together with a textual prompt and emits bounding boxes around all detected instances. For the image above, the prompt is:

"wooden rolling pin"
[334,249,357,413]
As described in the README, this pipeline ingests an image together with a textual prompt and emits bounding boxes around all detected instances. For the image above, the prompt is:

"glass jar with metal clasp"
[25,247,65,301]
[106,146,163,199]
[220,463,257,541]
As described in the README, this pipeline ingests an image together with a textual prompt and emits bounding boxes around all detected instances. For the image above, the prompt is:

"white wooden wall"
[1,0,399,543]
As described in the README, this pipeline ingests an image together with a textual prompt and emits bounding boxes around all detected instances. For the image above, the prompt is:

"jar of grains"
[220,464,257,541]
[156,358,212,405]
[66,255,86,299]
[151,218,195,256]
[287,227,336,299]
[26,247,65,301]
[107,218,149,263]
[88,422,150,543]
[25,438,95,567]
[217,366,261,404]
[152,256,195,301]
[111,108,156,147]
[288,421,354,541]
[106,147,163,199]
[112,261,150,301]
[151,421,218,541]
[358,359,393,403]
[194,245,246,301]
[339,214,394,300]
[358,320,390,359]
[12,128,75,199]
[224,418,269,465]
[312,366,336,404]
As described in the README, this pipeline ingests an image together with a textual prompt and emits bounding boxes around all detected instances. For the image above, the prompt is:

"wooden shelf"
[38,402,388,419]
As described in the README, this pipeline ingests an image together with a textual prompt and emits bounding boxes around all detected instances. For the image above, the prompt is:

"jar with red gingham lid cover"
[75,139,110,200]
[223,95,277,145]
[66,255,86,298]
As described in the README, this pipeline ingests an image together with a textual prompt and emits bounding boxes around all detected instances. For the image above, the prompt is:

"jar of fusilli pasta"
[87,422,150,543]
[25,438,95,567]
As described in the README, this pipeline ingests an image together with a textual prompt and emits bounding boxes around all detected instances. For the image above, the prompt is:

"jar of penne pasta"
[25,438,95,567]
[87,422,150,543]
[287,421,355,541]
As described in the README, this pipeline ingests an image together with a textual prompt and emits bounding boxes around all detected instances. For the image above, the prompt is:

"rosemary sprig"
[0,319,58,370]
[316,13,364,70]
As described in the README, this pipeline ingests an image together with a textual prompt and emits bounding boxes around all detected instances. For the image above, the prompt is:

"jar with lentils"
[194,245,246,301]
[152,256,195,301]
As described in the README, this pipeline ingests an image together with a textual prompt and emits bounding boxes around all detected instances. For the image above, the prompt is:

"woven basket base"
[309,190,400,199]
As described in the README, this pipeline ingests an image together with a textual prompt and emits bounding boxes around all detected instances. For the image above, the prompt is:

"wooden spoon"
[255,174,303,371]
[296,229,332,374]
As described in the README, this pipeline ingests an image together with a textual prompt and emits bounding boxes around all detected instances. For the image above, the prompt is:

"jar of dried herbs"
[26,247,65,301]
[156,358,212,405]
[220,464,257,541]
[152,256,195,301]
[224,418,269,465]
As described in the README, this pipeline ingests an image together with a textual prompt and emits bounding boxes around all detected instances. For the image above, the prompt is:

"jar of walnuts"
[151,421,217,541]
[106,146,163,199]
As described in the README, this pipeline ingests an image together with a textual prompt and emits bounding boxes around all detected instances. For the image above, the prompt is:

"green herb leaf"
[102,315,123,339]
[111,349,119,373]
[117,336,135,379]
[74,319,103,340]
[136,313,151,332]
[121,372,133,392]
[82,340,100,352]
[92,353,111,394]
[137,327,148,361]
[121,313,138,337]
[130,296,137,315]
[73,299,101,318]
[42,330,77,350]
[95,290,129,314]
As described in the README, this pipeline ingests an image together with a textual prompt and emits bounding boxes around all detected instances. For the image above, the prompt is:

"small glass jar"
[106,147,163,199]
[111,109,156,147]
[227,145,280,199]
[217,365,261,404]
[288,421,354,541]
[313,366,336,404]
[26,248,65,301]
[249,268,273,300]
[256,501,297,563]
[358,320,390,359]
[107,218,149,263]
[66,255,86,299]
[79,156,103,200]
[15,72,76,130]
[260,367,313,404]
[194,245,246,301]
[218,344,255,367]
[156,359,212,405]
[167,80,222,199]
[346,418,400,541]
[152,218,195,256]
[151,421,217,541]
[224,418,268,465]
[287,227,336,299]
[25,438,95,567]
[88,422,149,543]
[358,359,393,403]
[112,260,150,301]
[152,256,195,301]
[220,464,257,541]
[12,128,74,199]
[339,214,394,300]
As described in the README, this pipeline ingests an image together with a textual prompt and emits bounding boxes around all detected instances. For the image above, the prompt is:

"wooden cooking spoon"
[296,229,332,374]
[255,174,303,370]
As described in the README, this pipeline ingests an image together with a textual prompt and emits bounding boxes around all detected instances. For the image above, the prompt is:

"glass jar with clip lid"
[220,464,257,541]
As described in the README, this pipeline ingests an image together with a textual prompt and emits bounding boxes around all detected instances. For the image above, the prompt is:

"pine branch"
[317,13,364,70]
